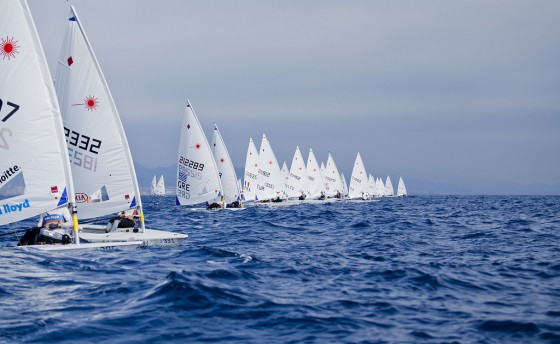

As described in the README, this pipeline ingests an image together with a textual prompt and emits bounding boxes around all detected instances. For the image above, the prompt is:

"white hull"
[19,241,143,252]
[79,225,187,246]
[183,207,246,212]
[346,198,381,203]
[304,198,343,204]
[254,200,302,207]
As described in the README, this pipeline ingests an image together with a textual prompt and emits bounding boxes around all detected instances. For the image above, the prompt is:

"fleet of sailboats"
[0,1,410,249]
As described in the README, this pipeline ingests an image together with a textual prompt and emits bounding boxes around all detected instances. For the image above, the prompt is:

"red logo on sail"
[72,95,99,111]
[0,36,20,60]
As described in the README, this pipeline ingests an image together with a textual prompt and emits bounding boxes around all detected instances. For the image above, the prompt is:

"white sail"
[320,161,328,194]
[55,7,141,220]
[306,149,324,199]
[375,177,385,197]
[242,138,259,202]
[385,175,394,196]
[340,172,349,197]
[212,124,240,203]
[0,0,76,226]
[397,177,408,196]
[324,153,344,197]
[287,146,310,199]
[256,134,283,201]
[156,175,165,195]
[281,161,294,198]
[176,101,222,206]
[348,152,368,199]
[151,175,157,195]
[367,174,376,198]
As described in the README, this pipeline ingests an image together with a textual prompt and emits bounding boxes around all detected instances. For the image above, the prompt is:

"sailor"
[226,200,242,208]
[207,196,225,210]
[298,191,307,201]
[206,202,223,210]
[18,206,74,245]
[106,211,137,232]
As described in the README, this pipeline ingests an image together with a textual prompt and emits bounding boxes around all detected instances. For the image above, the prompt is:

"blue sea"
[1,196,559,343]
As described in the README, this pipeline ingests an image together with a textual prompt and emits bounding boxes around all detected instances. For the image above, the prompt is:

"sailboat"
[156,175,165,195]
[320,161,328,195]
[306,149,325,200]
[340,172,349,198]
[212,124,242,208]
[255,134,284,202]
[397,177,408,197]
[367,174,376,199]
[242,138,259,202]
[151,175,158,195]
[324,153,344,199]
[384,176,394,196]
[0,1,142,250]
[54,6,186,246]
[281,161,295,198]
[287,146,311,200]
[375,177,385,197]
[348,153,369,199]
[176,100,223,208]
[151,175,165,196]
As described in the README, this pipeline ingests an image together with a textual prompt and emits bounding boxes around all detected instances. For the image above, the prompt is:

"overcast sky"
[28,0,560,187]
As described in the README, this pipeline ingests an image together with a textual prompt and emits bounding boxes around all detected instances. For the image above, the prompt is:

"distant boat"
[348,153,368,199]
[256,134,284,202]
[306,149,325,199]
[397,177,408,197]
[384,176,394,196]
[212,124,242,208]
[375,177,385,197]
[281,161,294,198]
[242,138,259,202]
[367,174,376,199]
[340,172,349,198]
[151,175,166,196]
[287,146,311,200]
[324,153,344,198]
[176,100,223,207]
[320,161,328,195]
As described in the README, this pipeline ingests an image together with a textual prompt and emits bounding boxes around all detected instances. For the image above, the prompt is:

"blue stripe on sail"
[129,196,136,208]
[57,188,67,207]
[69,16,77,21]
[175,196,181,205]
[178,171,187,183]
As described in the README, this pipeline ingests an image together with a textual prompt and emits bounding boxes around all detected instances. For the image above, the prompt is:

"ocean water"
[1,195,559,343]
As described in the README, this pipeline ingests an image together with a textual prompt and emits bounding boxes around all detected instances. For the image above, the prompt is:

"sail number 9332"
[64,127,102,172]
